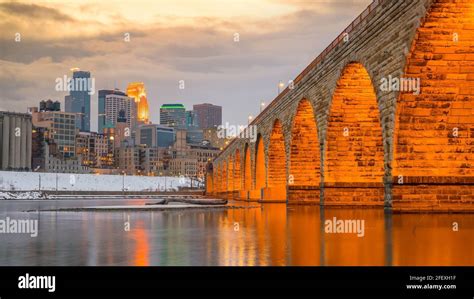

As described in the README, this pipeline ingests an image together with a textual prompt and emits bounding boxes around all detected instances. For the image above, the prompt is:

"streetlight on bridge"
[278,81,285,94]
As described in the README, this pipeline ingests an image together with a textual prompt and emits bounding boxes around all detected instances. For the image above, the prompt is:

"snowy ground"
[0,171,197,192]
[0,191,47,200]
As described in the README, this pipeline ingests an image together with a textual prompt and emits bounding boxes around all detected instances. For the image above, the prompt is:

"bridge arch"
[206,167,214,194]
[227,155,234,193]
[324,61,385,205]
[234,149,242,191]
[221,160,228,193]
[266,119,287,201]
[392,0,474,209]
[243,143,252,192]
[255,134,266,194]
[214,163,220,193]
[289,98,321,203]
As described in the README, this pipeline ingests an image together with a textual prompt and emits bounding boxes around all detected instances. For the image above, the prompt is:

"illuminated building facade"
[126,82,150,124]
[75,131,108,168]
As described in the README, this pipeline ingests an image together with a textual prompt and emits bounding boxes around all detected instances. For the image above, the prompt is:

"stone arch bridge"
[206,0,474,212]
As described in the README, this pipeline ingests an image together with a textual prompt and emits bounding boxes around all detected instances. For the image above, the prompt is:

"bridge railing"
[215,0,382,161]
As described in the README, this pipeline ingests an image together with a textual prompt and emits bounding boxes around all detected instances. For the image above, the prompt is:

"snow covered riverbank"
[0,191,48,200]
[0,171,194,192]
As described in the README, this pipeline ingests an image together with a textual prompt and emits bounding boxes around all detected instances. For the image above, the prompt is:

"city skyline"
[0,0,372,131]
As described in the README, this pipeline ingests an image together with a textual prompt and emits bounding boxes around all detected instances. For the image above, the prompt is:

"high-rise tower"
[193,103,222,129]
[65,69,92,132]
[126,82,149,124]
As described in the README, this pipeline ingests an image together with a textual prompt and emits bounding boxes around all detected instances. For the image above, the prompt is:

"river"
[0,199,472,266]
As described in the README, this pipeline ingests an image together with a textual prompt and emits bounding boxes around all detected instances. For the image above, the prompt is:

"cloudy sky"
[0,0,372,131]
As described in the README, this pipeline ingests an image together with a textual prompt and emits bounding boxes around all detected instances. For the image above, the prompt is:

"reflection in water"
[0,199,472,266]
[324,209,386,266]
[392,214,474,266]
[288,206,321,266]
[131,220,149,266]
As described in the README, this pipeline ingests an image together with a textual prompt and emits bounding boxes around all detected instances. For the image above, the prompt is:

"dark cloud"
[0,2,75,22]
[0,0,372,128]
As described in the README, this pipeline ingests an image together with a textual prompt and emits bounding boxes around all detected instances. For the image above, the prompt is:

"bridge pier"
[288,186,320,205]
[322,182,385,207]
[261,186,287,203]
[391,177,474,213]
[248,189,261,202]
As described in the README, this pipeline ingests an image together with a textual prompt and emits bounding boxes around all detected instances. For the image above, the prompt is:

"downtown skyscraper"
[160,104,186,128]
[193,103,222,129]
[65,69,92,132]
[98,89,128,133]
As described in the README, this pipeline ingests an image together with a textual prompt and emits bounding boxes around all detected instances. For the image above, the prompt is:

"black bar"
[0,267,472,298]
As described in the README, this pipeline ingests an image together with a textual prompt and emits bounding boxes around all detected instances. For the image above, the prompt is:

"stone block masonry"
[207,0,474,212]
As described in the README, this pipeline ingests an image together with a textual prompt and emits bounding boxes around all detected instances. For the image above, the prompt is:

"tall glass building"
[138,124,175,148]
[160,104,186,128]
[65,70,92,132]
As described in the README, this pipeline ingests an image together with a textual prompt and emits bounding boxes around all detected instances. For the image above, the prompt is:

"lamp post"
[278,81,285,94]
[260,101,265,113]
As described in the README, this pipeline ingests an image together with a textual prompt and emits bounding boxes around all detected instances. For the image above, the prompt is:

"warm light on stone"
[324,62,385,205]
[266,119,287,200]
[234,149,242,191]
[288,99,321,203]
[126,82,150,124]
[392,0,474,211]
[255,136,266,191]
[207,0,474,212]
[244,145,252,191]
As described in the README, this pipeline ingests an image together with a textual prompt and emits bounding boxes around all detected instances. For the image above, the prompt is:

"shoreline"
[25,204,259,213]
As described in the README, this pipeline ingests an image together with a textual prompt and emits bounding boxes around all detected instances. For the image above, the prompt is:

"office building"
[75,131,108,167]
[186,129,203,145]
[30,107,77,158]
[203,127,227,149]
[160,104,186,128]
[186,110,199,128]
[98,89,127,133]
[113,110,134,148]
[105,92,137,132]
[168,130,220,178]
[193,103,222,129]
[137,124,175,148]
[0,112,32,171]
[126,82,150,124]
[65,69,92,132]
[44,146,90,173]
[39,100,60,112]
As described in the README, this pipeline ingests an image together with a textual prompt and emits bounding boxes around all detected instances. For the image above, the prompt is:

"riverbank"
[26,203,259,213]
[0,191,204,200]
[0,170,196,192]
